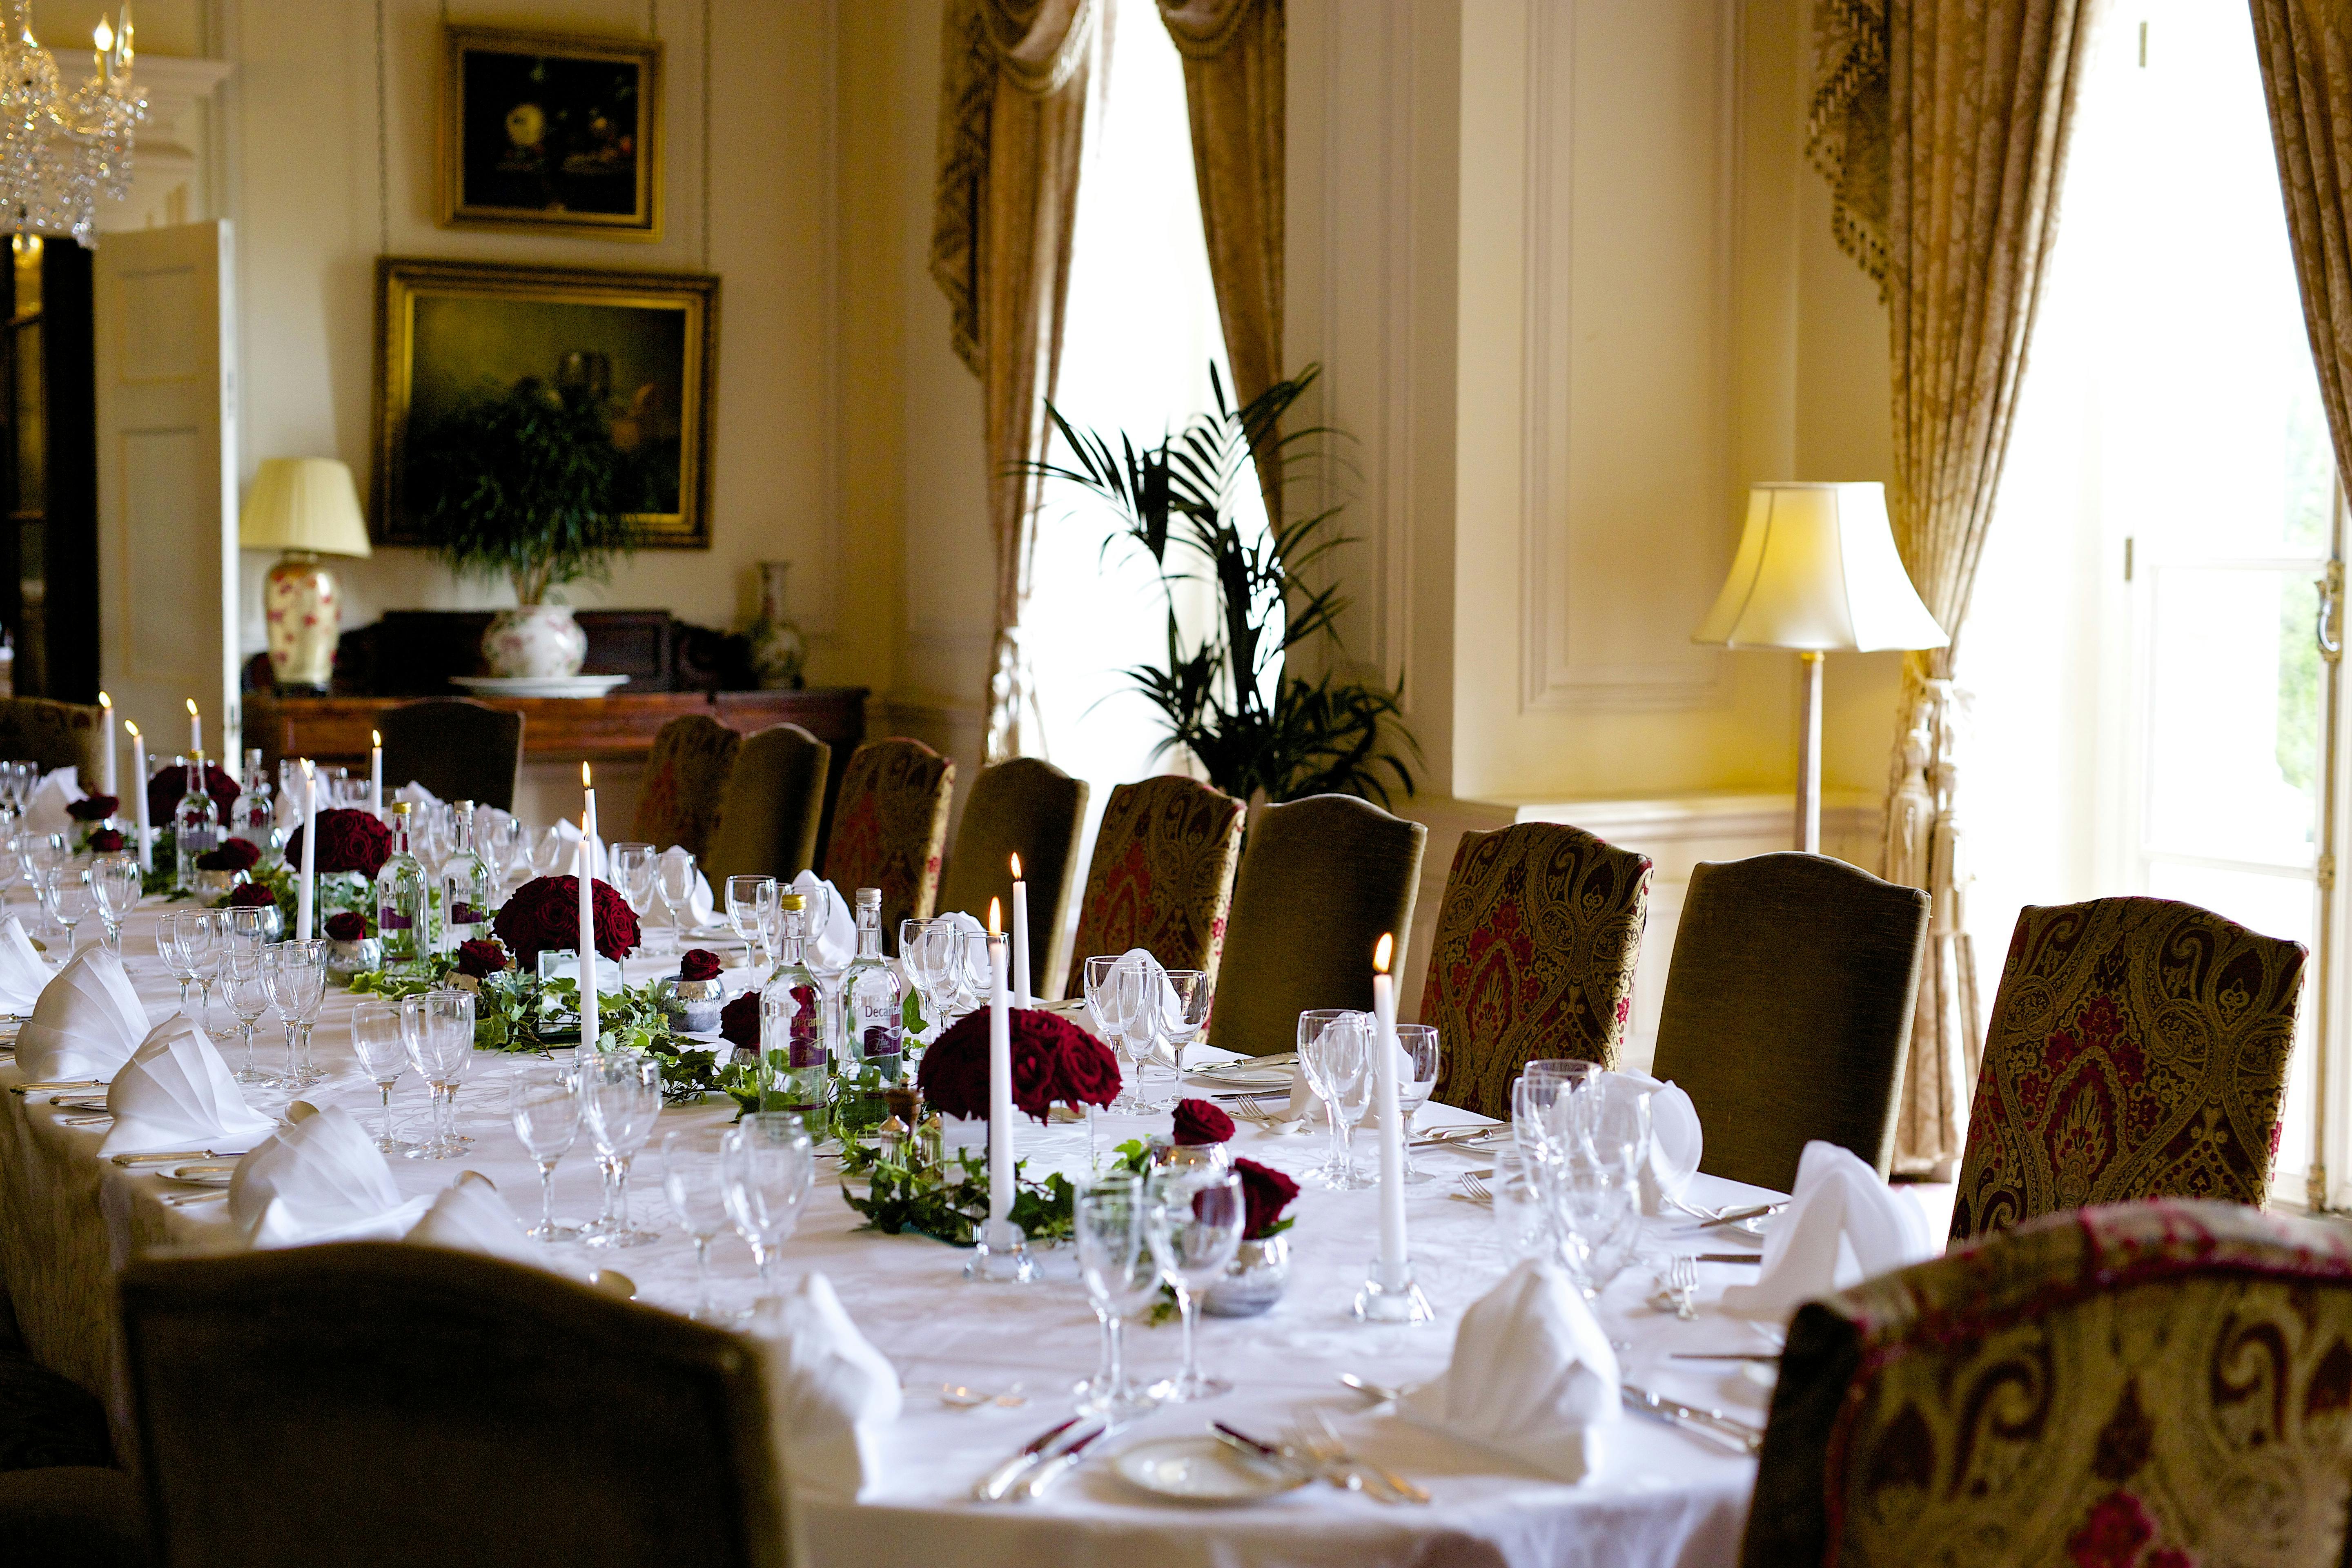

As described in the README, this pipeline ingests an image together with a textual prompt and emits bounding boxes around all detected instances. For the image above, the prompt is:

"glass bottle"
[374,801,431,965]
[842,887,906,1082]
[172,751,219,893]
[759,894,828,1136]
[228,747,279,866]
[440,801,496,954]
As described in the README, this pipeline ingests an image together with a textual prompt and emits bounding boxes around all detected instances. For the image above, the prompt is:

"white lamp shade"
[1693,481,1948,652]
[238,458,372,559]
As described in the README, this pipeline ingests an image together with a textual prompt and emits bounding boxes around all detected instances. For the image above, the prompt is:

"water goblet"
[1140,968,1209,1108]
[1074,1174,1165,1417]
[1145,1165,1245,1401]
[47,871,95,956]
[1083,956,1144,1111]
[1299,1010,1372,1188]
[261,938,329,1087]
[721,1111,815,1306]
[728,875,777,973]
[219,942,278,1088]
[657,849,700,948]
[350,1000,412,1150]
[581,1050,664,1246]
[662,1127,739,1321]
[1394,1024,1441,1183]
[509,1066,582,1241]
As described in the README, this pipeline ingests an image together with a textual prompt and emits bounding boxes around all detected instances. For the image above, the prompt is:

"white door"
[92,220,238,768]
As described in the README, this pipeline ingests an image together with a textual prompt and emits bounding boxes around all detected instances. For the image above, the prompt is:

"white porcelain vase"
[482,605,587,679]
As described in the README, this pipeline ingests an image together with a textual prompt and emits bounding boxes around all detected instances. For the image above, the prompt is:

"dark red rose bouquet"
[87,828,125,853]
[194,837,262,873]
[454,939,509,979]
[1173,1098,1236,1146]
[1234,1158,1300,1241]
[147,763,238,830]
[917,1007,1122,1124]
[224,882,279,909]
[66,793,117,822]
[679,949,724,983]
[492,874,641,969]
[719,989,761,1049]
[323,911,368,942]
[283,809,393,878]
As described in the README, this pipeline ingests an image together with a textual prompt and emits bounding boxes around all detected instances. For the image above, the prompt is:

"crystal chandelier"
[0,0,143,249]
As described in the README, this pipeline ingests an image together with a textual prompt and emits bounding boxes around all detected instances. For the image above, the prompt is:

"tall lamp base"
[1795,650,1824,854]
[263,550,340,691]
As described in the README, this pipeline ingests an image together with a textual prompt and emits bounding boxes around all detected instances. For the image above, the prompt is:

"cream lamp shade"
[237,458,372,558]
[1694,481,1947,653]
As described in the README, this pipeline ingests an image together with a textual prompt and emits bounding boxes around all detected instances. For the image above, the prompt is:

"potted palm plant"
[405,380,648,678]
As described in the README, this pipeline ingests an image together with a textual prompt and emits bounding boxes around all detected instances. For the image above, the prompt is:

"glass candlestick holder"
[1354,1253,1435,1324]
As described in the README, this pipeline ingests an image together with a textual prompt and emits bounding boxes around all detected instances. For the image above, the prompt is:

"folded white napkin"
[229,1103,431,1249]
[788,872,855,968]
[1595,1071,1703,1215]
[658,846,719,929]
[1720,1140,1937,1319]
[0,917,54,1013]
[394,781,441,809]
[1402,1258,1619,1482]
[753,1272,901,1502]
[15,946,150,1081]
[97,1015,275,1156]
[551,816,609,879]
[21,766,82,836]
[405,1172,538,1264]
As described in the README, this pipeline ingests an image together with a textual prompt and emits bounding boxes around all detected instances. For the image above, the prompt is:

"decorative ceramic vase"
[1202,1234,1290,1317]
[325,936,383,981]
[747,561,808,690]
[482,604,588,679]
[263,552,342,691]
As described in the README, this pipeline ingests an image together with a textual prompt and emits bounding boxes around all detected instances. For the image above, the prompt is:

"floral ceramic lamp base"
[263,551,339,690]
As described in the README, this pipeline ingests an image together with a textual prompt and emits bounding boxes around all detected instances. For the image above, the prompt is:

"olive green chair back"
[936,758,1089,1000]
[703,724,831,886]
[0,698,105,780]
[1650,852,1930,1192]
[119,1243,791,1568]
[631,714,744,860]
[377,699,524,813]
[1209,794,1427,1058]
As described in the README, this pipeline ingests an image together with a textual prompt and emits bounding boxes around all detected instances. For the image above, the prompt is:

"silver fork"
[1668,1255,1698,1320]
[1457,1171,1492,1203]
[1292,1408,1428,1504]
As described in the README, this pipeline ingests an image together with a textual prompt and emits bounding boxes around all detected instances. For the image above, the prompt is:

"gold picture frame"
[371,257,719,550]
[439,26,662,241]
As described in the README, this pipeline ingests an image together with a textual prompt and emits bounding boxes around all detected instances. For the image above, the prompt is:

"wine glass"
[721,1111,815,1305]
[662,1127,738,1321]
[1395,1024,1442,1183]
[1145,1166,1244,1402]
[350,1000,412,1150]
[47,871,95,956]
[219,942,277,1087]
[509,1065,582,1241]
[482,813,527,891]
[397,993,460,1158]
[657,850,701,949]
[581,1049,664,1247]
[727,875,777,972]
[1512,1058,1599,1171]
[261,938,329,1088]
[157,913,197,1013]
[611,842,658,947]
[180,910,225,1036]
[529,824,568,879]
[1083,955,1143,1111]
[902,919,961,1041]
[24,832,68,941]
[90,855,141,956]
[1299,1010,1372,1188]
[1140,968,1209,1108]
[1074,1174,1165,1417]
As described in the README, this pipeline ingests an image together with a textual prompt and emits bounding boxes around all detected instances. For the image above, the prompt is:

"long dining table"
[0,895,1787,1568]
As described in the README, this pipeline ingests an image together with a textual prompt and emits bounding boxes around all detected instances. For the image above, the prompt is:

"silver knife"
[1017,1420,1118,1500]
[111,1148,252,1166]
[1620,1383,1764,1453]
[1689,1203,1786,1231]
[971,1416,1088,1502]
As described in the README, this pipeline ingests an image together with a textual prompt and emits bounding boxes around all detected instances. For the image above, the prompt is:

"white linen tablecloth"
[0,897,1780,1568]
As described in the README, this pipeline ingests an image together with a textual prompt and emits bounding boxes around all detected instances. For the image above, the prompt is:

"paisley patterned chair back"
[376,699,525,813]
[1422,822,1653,1120]
[937,758,1089,1000]
[1744,1200,2352,1568]
[1949,896,2306,1245]
[820,738,954,950]
[0,698,103,780]
[1068,776,1244,988]
[630,715,744,860]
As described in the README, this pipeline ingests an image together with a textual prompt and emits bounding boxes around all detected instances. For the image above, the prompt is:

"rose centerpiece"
[1154,1096,1236,1172]
[284,808,392,936]
[321,908,381,981]
[917,1008,1120,1129]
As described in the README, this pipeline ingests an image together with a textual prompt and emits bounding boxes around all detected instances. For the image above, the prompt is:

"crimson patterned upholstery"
[821,738,954,947]
[631,714,743,860]
[1422,823,1652,1120]
[1950,896,2306,1245]
[1067,776,1245,989]
[1745,1200,2352,1568]
[0,699,104,780]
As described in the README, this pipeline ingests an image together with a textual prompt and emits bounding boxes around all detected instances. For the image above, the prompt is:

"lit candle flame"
[97,690,110,711]
[581,762,593,788]
[93,19,112,51]
[1009,852,1022,880]
[298,758,313,780]
[1374,932,1394,975]
[987,897,1002,936]
[122,720,138,739]
[185,698,198,717]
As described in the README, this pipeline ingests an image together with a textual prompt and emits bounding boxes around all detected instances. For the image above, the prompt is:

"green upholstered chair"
[118,1243,792,1568]
[1423,822,1653,1120]
[703,724,831,886]
[935,758,1089,1000]
[1744,1200,2352,1568]
[0,698,105,779]
[1068,776,1245,990]
[821,738,954,948]
[1949,896,2305,1245]
[1650,852,1930,1192]
[376,699,524,812]
[632,714,744,860]
[1209,794,1427,1058]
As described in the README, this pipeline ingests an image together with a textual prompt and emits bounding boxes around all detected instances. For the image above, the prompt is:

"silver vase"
[1202,1234,1290,1317]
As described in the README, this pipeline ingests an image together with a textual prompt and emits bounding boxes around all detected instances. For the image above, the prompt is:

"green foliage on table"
[837,1125,1080,1248]
[1024,363,1422,805]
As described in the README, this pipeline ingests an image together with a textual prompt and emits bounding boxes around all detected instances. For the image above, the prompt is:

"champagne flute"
[722,1111,815,1306]
[662,1127,738,1321]
[350,1000,412,1150]
[1145,1166,1244,1401]
[509,1066,582,1241]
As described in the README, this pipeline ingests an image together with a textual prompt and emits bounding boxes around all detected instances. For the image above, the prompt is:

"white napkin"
[15,945,150,1081]
[394,781,441,809]
[753,1272,901,1502]
[0,916,54,1012]
[405,1172,538,1264]
[551,816,609,879]
[229,1103,431,1249]
[21,766,82,835]
[1719,1140,1937,1319]
[96,1015,275,1156]
[1597,1071,1703,1215]
[658,846,719,929]
[1401,1259,1619,1482]
[788,872,855,968]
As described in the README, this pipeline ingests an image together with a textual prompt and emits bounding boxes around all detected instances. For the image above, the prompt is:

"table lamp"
[239,458,372,692]
[1693,481,1948,853]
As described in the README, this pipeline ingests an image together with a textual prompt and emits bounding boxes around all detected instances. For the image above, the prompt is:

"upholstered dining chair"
[1067,775,1245,993]
[936,758,1088,999]
[1649,852,1930,1192]
[1947,896,2305,1245]
[702,724,831,886]
[821,737,953,949]
[118,1243,792,1568]
[0,698,105,778]
[1744,1200,2352,1568]
[1423,822,1653,1120]
[1209,794,1427,1058]
[631,714,744,860]
[376,698,524,812]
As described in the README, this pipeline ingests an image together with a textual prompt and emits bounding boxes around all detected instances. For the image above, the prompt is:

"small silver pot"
[668,974,726,1033]
[192,868,244,896]
[1202,1234,1290,1317]
[325,936,383,980]
[1147,1137,1233,1173]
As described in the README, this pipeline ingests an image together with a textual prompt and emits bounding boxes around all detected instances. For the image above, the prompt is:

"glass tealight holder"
[537,947,625,993]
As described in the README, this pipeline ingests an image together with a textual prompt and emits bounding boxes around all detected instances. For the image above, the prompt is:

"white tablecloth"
[0,898,1780,1568]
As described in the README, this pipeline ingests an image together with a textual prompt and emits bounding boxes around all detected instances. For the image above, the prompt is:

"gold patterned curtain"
[931,0,1109,762]
[1810,0,2092,1177]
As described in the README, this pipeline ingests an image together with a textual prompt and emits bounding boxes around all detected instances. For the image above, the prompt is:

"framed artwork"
[439,27,662,241]
[371,258,719,549]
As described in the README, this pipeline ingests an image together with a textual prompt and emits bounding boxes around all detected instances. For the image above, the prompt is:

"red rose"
[916,1016,995,1121]
[490,874,641,969]
[67,794,117,822]
[225,882,279,909]
[284,809,393,878]
[455,939,509,978]
[147,763,239,831]
[679,949,723,983]
[1052,1019,1123,1110]
[1173,1098,1235,1146]
[719,989,761,1049]
[195,837,263,872]
[87,828,125,853]
[1234,1157,1299,1241]
[917,1009,1122,1124]
[323,911,367,942]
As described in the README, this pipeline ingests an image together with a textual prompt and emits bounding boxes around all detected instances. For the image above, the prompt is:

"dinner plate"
[167,1163,238,1187]
[1114,1437,1307,1505]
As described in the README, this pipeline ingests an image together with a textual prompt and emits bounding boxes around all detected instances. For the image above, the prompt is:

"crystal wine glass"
[1141,968,1209,1109]
[91,854,140,957]
[1074,1173,1165,1417]
[581,1049,664,1247]
[1145,1165,1244,1401]
[728,875,777,973]
[1299,1010,1371,1188]
[657,849,700,949]
[261,938,329,1088]
[1511,1058,1599,1172]
[1083,955,1144,1111]
[722,1111,815,1306]
[662,1126,738,1321]
[611,840,657,947]
[180,910,225,1035]
[47,871,94,957]
[1394,1023,1442,1183]
[350,1000,412,1151]
[219,941,277,1087]
[157,913,197,1013]
[509,1065,582,1241]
